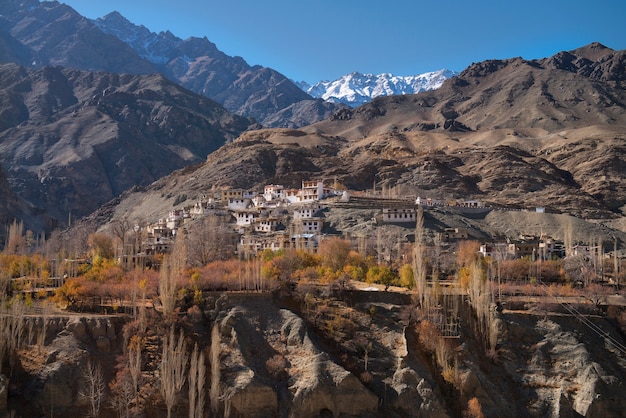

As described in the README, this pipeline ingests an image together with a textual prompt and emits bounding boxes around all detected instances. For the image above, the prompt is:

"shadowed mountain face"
[0,1,341,127]
[93,11,344,127]
[0,0,157,74]
[0,63,254,227]
[94,43,626,227]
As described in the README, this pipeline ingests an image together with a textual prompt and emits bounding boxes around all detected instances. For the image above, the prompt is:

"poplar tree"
[160,327,189,418]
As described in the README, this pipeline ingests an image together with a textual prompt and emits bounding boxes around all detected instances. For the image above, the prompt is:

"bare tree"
[188,343,206,418]
[78,359,106,418]
[36,300,51,354]
[6,297,26,374]
[413,206,427,308]
[5,219,25,255]
[128,335,142,406]
[186,215,234,267]
[209,324,223,416]
[160,327,189,418]
[159,235,186,316]
[109,370,134,418]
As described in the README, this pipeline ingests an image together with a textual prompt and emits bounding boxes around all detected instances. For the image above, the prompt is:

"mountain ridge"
[0,1,340,128]
[298,69,457,107]
[92,10,341,128]
[87,43,626,232]
[0,63,255,228]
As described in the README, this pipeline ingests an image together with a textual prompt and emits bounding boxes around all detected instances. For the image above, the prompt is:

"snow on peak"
[299,69,457,107]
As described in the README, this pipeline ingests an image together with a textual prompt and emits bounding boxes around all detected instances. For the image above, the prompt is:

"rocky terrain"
[0,0,343,128]
[83,43,626,240]
[3,288,625,417]
[0,63,254,228]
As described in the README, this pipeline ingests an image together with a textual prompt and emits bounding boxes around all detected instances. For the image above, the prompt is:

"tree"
[159,235,186,316]
[109,367,134,418]
[465,397,485,418]
[160,327,189,418]
[88,233,115,260]
[188,343,206,418]
[186,215,234,267]
[4,219,26,255]
[128,335,142,406]
[78,359,106,418]
[413,206,427,306]
[318,237,351,272]
[399,264,415,289]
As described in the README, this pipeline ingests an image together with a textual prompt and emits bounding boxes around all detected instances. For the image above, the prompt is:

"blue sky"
[60,0,626,84]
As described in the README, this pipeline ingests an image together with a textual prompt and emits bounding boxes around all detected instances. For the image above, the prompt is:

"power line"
[538,282,626,356]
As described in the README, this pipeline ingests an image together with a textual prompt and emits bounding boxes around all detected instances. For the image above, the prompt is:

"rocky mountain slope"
[93,11,339,128]
[298,69,457,107]
[0,0,156,74]
[92,43,626,230]
[0,0,341,127]
[0,63,254,228]
[5,290,626,417]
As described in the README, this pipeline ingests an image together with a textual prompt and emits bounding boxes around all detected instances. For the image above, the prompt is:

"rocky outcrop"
[17,315,124,412]
[0,63,253,228]
[210,297,380,417]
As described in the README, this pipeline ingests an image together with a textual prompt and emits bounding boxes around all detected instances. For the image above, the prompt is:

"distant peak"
[101,11,127,21]
[569,42,614,61]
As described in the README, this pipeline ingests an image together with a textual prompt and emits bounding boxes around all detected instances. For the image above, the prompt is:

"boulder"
[390,368,449,418]
[289,353,379,418]
[87,318,107,339]
[65,317,86,339]
[223,373,278,418]
[25,334,88,411]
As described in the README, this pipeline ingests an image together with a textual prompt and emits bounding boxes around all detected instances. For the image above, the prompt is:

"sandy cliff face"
[5,292,626,418]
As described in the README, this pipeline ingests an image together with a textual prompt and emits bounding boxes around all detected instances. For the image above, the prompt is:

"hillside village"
[132,178,615,276]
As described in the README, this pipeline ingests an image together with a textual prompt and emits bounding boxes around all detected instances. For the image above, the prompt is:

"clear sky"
[59,0,626,84]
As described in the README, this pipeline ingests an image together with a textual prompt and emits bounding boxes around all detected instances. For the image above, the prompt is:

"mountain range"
[0,0,343,128]
[1,0,626,242]
[0,63,254,231]
[88,42,626,232]
[298,69,457,107]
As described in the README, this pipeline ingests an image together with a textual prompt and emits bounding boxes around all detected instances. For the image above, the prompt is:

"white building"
[293,204,323,219]
[228,198,251,211]
[255,218,281,233]
[264,184,284,201]
[382,208,416,223]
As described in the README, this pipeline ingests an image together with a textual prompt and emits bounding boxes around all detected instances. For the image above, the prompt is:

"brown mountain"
[0,0,156,74]
[0,63,254,229]
[93,11,345,127]
[93,43,626,227]
[0,2,341,128]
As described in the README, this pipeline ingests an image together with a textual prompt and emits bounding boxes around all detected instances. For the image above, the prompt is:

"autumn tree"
[465,397,485,418]
[399,264,415,289]
[188,343,206,418]
[128,335,143,406]
[318,237,351,272]
[160,327,189,418]
[88,233,115,260]
[159,235,186,316]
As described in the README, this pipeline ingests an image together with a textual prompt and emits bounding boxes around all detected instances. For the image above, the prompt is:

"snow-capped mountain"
[298,69,457,107]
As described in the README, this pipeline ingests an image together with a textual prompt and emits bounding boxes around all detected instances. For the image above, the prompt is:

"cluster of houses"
[134,180,592,264]
[141,180,340,256]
